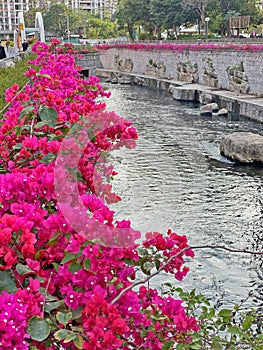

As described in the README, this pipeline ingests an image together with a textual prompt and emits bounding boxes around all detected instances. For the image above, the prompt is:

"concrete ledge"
[95,68,263,123]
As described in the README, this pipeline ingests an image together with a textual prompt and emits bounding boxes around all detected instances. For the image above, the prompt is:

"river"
[102,83,263,309]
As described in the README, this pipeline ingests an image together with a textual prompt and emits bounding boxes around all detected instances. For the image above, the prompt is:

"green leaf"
[68,262,82,273]
[124,258,135,266]
[161,340,174,350]
[16,263,34,276]
[83,258,91,270]
[211,339,223,350]
[0,271,17,293]
[73,335,84,349]
[242,315,253,331]
[143,261,155,272]
[39,288,60,302]
[54,329,69,341]
[12,143,22,150]
[56,311,72,326]
[206,307,215,318]
[19,105,34,120]
[228,325,240,334]
[137,247,148,258]
[40,153,57,165]
[35,121,47,129]
[61,252,76,264]
[48,231,61,245]
[72,307,83,320]
[219,309,232,317]
[40,107,58,128]
[44,300,63,313]
[27,316,50,341]
[64,332,77,343]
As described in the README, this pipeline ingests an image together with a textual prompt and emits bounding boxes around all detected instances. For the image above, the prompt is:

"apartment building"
[0,0,117,35]
[0,0,31,33]
[78,0,117,17]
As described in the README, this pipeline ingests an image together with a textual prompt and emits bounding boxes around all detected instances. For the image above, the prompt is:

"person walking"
[0,41,6,59]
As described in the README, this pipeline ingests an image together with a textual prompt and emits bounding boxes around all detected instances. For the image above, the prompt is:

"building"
[78,0,117,18]
[0,0,31,33]
[0,0,117,35]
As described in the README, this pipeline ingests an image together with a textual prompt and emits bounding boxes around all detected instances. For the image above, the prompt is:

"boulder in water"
[220,132,263,163]
[200,102,219,116]
[218,108,228,116]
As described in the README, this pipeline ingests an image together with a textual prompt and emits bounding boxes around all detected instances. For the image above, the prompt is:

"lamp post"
[205,17,210,42]
[59,13,70,42]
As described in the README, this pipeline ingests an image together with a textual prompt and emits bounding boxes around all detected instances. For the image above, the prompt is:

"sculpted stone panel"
[114,54,133,72]
[203,58,218,88]
[227,61,250,94]
[176,61,199,83]
[144,59,166,78]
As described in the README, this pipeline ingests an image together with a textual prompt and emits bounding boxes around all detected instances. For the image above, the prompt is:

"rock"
[200,102,219,116]
[220,132,263,163]
[218,108,228,116]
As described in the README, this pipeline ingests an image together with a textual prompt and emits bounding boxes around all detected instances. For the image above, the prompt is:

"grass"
[0,53,36,113]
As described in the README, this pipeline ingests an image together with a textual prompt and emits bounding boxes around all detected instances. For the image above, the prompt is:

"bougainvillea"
[0,39,199,349]
[97,42,263,52]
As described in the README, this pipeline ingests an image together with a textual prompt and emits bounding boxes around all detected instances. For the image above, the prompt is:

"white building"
[0,0,118,35]
[0,0,31,33]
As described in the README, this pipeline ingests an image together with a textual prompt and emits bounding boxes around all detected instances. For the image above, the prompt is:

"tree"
[43,3,80,37]
[185,0,209,25]
[206,0,261,35]
[86,14,117,39]
[24,8,42,28]
[116,0,152,41]
[150,0,195,39]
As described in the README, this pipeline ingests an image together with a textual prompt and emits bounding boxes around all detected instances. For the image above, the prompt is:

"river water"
[102,83,263,309]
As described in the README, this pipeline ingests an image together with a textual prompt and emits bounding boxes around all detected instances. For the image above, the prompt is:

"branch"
[111,245,263,305]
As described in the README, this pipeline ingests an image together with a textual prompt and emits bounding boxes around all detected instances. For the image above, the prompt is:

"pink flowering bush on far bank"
[97,42,263,52]
[0,39,199,349]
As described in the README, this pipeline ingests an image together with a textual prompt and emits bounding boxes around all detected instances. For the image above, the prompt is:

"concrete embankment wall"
[98,47,263,96]
[96,47,263,123]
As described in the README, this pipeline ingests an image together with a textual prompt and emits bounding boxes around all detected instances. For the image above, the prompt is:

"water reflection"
[102,84,263,308]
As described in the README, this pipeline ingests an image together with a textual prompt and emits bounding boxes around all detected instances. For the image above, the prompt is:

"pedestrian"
[0,41,6,59]
[22,40,29,52]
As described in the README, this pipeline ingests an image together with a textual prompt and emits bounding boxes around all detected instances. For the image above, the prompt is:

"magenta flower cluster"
[97,42,263,52]
[0,39,199,349]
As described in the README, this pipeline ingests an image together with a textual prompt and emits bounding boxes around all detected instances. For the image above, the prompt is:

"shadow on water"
[102,83,263,309]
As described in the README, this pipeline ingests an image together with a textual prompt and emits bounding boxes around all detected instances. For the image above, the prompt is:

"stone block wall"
[98,48,263,95]
[75,53,101,76]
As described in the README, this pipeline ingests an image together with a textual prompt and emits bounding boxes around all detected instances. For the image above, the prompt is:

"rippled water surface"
[102,83,263,308]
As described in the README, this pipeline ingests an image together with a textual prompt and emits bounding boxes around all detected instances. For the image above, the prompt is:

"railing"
[105,37,263,47]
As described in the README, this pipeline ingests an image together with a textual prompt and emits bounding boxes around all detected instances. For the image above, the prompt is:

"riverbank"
[95,68,263,123]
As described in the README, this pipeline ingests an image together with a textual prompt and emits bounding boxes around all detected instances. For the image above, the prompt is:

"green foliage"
[27,316,51,341]
[170,287,263,349]
[116,0,262,39]
[0,53,36,112]
[43,3,80,37]
[0,271,17,293]
[86,14,117,39]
